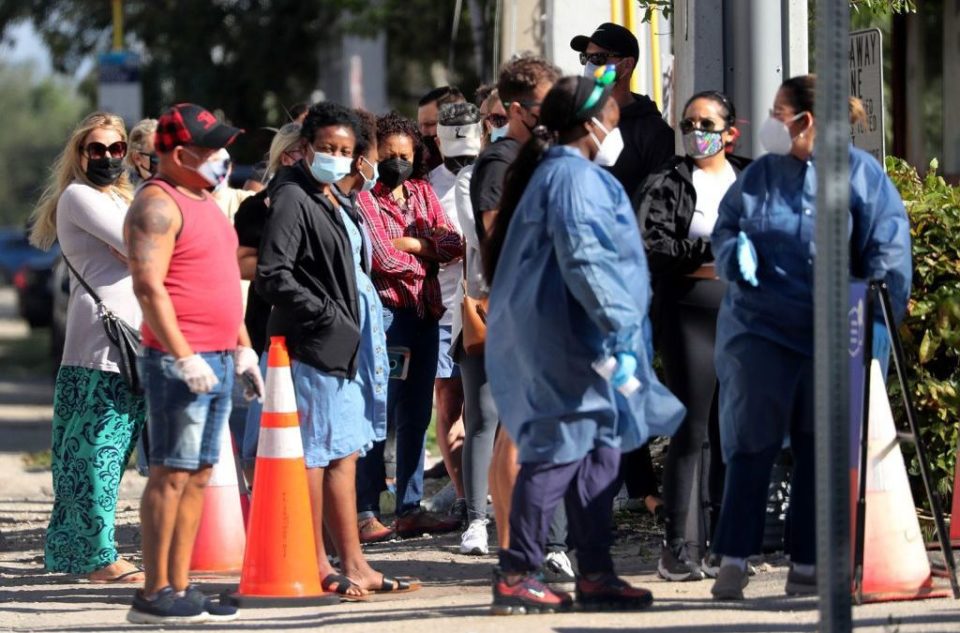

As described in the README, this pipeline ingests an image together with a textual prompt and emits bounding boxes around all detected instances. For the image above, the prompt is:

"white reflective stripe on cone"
[264,366,297,413]
[257,426,304,459]
[206,424,239,487]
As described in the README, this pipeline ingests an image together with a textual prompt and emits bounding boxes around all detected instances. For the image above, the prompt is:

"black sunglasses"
[82,141,128,160]
[484,113,508,128]
[579,51,621,66]
[679,118,727,134]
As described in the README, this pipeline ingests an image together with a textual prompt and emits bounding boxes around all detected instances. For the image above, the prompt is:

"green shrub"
[885,156,960,510]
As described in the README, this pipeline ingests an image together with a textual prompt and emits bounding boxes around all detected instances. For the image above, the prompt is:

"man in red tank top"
[123,103,263,625]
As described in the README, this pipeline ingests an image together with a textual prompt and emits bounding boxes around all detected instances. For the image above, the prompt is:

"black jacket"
[608,94,676,206]
[255,164,369,377]
[637,154,751,280]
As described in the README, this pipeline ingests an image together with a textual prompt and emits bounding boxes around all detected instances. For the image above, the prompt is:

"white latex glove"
[173,354,219,394]
[234,345,265,401]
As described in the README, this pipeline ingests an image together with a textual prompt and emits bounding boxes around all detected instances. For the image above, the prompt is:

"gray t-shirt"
[57,182,142,373]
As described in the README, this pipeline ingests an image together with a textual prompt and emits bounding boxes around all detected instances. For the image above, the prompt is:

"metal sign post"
[815,0,853,630]
[849,28,885,164]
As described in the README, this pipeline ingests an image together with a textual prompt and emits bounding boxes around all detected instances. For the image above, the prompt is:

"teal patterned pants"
[44,365,145,574]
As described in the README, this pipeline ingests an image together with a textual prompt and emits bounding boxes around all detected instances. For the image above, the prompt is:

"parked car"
[0,227,45,285]
[12,243,60,328]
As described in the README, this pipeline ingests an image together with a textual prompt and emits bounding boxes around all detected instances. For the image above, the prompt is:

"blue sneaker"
[184,584,239,621]
[126,586,208,625]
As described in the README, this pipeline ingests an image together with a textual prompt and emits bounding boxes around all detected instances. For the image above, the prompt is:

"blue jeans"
[356,307,439,517]
[139,348,234,470]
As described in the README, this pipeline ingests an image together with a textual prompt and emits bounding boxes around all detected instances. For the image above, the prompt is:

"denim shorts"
[436,324,460,379]
[139,347,235,470]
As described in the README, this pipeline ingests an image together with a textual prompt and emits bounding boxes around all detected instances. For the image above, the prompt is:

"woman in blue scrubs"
[709,75,912,600]
[482,68,685,614]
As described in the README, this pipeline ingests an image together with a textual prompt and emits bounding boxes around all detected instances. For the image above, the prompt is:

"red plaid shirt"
[358,179,464,321]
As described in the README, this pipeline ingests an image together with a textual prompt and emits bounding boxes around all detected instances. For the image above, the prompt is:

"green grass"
[0,326,54,380]
[22,449,52,471]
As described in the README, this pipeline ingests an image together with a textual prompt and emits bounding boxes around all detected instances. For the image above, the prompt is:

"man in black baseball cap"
[570,23,674,206]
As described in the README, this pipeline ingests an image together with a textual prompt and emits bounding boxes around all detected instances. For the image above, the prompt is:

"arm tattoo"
[127,197,173,264]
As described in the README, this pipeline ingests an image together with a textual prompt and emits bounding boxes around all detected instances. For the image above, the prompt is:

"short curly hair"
[497,54,562,105]
[301,101,361,150]
[376,111,428,178]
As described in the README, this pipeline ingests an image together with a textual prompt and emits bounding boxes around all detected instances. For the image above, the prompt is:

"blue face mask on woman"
[360,157,379,192]
[310,151,353,184]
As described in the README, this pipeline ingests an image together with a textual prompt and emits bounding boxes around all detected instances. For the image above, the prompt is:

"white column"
[943,0,960,174]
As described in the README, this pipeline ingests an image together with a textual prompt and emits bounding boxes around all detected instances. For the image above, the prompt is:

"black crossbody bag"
[62,255,143,394]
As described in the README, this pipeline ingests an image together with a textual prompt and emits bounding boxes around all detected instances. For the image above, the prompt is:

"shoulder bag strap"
[61,254,103,305]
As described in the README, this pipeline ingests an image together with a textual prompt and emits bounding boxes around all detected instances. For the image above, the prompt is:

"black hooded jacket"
[608,93,676,206]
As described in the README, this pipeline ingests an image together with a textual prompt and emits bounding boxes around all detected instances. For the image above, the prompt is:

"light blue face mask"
[309,151,353,184]
[491,124,509,142]
[583,61,601,79]
[360,157,379,192]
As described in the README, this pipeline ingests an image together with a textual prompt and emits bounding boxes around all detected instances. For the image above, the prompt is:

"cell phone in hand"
[241,371,264,399]
[387,347,411,380]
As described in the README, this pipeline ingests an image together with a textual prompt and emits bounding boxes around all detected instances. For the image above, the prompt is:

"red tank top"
[141,178,243,352]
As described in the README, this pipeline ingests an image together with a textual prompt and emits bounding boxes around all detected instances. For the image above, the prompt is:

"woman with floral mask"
[708,75,912,600]
[355,111,464,541]
[29,112,146,584]
[482,68,684,614]
[256,102,416,598]
[636,90,748,583]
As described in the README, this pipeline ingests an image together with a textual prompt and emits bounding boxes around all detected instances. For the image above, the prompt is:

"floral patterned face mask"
[682,129,725,159]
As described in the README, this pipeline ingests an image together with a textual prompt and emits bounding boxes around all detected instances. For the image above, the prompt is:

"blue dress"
[290,207,388,468]
[485,146,685,465]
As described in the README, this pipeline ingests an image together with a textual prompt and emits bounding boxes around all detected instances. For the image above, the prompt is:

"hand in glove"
[871,321,891,365]
[737,231,759,287]
[234,346,265,401]
[173,354,219,394]
[611,352,638,391]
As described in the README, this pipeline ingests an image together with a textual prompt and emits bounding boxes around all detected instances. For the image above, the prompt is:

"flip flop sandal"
[87,568,145,584]
[322,573,369,602]
[372,575,422,594]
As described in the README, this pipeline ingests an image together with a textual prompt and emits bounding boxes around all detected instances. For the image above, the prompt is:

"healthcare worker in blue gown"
[708,74,912,601]
[481,67,685,615]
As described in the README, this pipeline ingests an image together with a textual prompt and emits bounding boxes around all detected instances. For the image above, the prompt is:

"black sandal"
[322,573,369,601]
[372,575,422,594]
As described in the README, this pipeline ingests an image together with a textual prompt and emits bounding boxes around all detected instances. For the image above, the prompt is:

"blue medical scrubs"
[709,145,912,564]
[486,145,684,573]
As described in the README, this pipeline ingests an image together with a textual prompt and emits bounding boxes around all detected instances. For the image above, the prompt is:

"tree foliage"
[0,61,89,227]
[636,0,917,22]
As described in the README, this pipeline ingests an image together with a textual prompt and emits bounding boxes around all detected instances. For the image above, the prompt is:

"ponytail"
[482,126,555,285]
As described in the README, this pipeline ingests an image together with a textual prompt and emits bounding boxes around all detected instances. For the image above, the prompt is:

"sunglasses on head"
[484,113,508,128]
[579,51,621,66]
[679,118,727,134]
[82,141,128,160]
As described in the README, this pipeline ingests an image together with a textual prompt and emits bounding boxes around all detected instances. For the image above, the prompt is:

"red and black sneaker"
[576,573,654,611]
[491,569,573,615]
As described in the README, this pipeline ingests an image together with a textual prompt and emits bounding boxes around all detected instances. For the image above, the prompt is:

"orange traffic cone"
[189,423,246,575]
[224,337,337,607]
[860,359,947,602]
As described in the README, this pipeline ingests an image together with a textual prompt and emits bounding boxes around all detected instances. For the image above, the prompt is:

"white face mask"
[490,124,509,142]
[583,62,601,79]
[589,118,624,167]
[758,112,806,155]
[184,148,230,189]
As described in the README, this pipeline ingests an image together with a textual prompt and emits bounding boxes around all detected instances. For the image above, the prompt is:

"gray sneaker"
[541,551,576,593]
[657,543,705,582]
[784,566,817,596]
[710,565,749,600]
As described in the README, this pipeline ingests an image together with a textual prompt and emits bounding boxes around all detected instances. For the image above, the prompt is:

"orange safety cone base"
[188,485,245,575]
[221,590,340,608]
[857,583,950,604]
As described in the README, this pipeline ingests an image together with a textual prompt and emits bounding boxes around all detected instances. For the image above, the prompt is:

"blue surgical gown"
[485,146,685,465]
[711,145,912,457]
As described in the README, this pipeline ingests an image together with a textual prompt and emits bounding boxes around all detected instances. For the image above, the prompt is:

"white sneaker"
[542,550,576,592]
[459,519,490,555]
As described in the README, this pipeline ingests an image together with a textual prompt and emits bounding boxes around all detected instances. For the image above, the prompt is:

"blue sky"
[4,21,53,75]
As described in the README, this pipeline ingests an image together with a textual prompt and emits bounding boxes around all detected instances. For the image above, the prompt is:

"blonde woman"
[30,112,146,583]
[124,118,158,184]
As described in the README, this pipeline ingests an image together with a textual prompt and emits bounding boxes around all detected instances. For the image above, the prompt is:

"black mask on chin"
[378,158,414,189]
[422,135,442,171]
[443,156,475,174]
[86,157,124,187]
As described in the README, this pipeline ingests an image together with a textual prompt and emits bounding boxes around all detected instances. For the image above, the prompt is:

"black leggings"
[657,277,725,559]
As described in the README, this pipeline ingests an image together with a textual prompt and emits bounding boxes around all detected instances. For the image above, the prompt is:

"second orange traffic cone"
[189,423,246,575]
[224,337,337,607]
[861,360,947,602]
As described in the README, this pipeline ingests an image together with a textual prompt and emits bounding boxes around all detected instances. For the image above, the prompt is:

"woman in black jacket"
[637,90,748,582]
[256,102,417,598]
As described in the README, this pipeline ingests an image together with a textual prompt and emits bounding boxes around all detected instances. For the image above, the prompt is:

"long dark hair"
[482,75,611,285]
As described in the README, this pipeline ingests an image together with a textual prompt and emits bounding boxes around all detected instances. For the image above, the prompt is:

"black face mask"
[444,156,475,174]
[378,158,414,189]
[86,157,125,187]
[422,135,442,171]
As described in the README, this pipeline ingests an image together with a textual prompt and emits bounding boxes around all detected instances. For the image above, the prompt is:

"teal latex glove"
[611,352,638,391]
[737,231,759,287]
[872,321,890,366]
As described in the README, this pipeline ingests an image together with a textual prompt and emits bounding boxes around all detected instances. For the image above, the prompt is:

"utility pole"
[112,0,123,51]
[814,0,853,629]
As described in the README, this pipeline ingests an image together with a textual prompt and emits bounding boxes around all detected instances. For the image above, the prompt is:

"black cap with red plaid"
[155,103,243,153]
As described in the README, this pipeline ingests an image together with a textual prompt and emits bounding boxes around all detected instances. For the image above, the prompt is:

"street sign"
[849,28,884,164]
[97,51,142,127]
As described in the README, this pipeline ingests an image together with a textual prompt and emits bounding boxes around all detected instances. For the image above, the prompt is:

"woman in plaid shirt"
[356,111,465,539]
